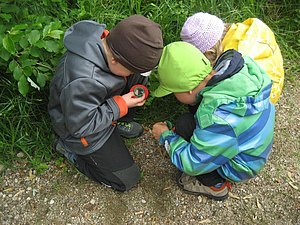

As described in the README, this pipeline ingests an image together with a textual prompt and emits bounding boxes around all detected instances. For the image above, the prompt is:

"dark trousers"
[76,128,140,192]
[75,74,148,191]
[174,112,225,186]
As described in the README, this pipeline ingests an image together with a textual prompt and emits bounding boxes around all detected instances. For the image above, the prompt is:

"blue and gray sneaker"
[53,138,78,164]
[117,121,144,138]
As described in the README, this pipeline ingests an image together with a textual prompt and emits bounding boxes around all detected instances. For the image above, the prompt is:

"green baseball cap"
[154,41,212,97]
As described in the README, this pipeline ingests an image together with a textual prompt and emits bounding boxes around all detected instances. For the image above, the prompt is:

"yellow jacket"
[222,18,284,104]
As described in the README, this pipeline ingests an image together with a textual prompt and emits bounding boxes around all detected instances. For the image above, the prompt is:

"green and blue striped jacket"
[160,56,275,182]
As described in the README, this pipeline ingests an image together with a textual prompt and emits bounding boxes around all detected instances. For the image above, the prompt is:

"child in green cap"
[152,41,275,200]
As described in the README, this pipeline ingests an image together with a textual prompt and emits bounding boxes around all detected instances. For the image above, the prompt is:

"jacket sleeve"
[60,77,127,138]
[159,123,238,176]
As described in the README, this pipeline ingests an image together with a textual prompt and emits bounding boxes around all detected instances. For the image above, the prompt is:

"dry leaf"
[243,195,253,200]
[134,211,144,215]
[287,172,295,183]
[28,169,36,180]
[288,181,299,190]
[256,198,262,209]
[13,189,24,198]
[199,218,211,224]
[229,192,240,200]
[3,188,14,192]
[162,186,171,191]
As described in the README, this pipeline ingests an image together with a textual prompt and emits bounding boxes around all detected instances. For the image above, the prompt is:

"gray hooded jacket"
[48,21,126,155]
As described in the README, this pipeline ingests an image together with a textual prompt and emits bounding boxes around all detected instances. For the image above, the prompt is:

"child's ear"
[111,57,118,65]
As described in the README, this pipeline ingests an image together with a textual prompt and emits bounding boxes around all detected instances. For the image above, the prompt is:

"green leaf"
[1,3,19,14]
[22,66,33,77]
[37,73,46,87]
[35,163,48,174]
[2,35,16,54]
[19,53,30,62]
[8,60,17,72]
[18,75,29,96]
[47,30,64,39]
[30,22,43,29]
[0,13,12,22]
[44,40,60,52]
[49,21,62,30]
[9,33,22,43]
[34,40,45,48]
[0,48,11,61]
[13,66,22,81]
[22,59,37,67]
[0,24,6,33]
[19,36,29,49]
[11,24,28,31]
[42,25,51,38]
[29,47,40,57]
[37,66,49,72]
[28,30,41,45]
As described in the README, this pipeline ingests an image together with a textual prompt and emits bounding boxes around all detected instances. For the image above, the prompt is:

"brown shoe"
[177,173,232,201]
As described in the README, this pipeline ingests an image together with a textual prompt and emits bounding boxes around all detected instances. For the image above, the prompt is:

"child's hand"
[122,92,146,108]
[152,122,169,140]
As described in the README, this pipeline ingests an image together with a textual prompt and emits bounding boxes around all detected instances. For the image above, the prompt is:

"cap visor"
[153,86,172,97]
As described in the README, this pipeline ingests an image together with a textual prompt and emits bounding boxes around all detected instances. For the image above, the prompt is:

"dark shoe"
[53,138,77,164]
[177,173,231,201]
[117,121,143,138]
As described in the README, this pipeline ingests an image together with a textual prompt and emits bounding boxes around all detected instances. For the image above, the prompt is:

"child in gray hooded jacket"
[48,15,163,191]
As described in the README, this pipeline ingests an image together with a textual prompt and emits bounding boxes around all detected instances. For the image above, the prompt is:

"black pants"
[75,74,148,191]
[174,112,225,186]
[76,128,140,192]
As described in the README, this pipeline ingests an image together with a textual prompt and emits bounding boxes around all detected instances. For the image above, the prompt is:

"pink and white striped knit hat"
[180,12,224,53]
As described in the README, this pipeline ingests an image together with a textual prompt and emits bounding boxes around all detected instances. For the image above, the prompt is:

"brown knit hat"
[106,15,163,73]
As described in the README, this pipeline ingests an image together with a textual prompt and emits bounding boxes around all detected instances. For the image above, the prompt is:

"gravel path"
[1,79,299,225]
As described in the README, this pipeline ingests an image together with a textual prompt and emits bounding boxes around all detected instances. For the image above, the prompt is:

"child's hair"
[204,23,232,66]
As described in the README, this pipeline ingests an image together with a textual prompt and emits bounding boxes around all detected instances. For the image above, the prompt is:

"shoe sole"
[176,173,229,201]
[179,187,229,201]
[119,130,144,139]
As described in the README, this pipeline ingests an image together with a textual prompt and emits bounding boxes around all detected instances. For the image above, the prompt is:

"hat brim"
[153,85,172,97]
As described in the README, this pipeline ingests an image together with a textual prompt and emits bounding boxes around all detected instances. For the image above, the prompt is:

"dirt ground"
[0,79,299,225]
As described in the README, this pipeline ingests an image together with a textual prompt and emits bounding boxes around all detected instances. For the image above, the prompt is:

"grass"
[0,0,299,171]
[0,74,54,170]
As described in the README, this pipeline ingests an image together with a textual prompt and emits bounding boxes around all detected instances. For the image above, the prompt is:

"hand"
[122,92,146,108]
[152,122,169,140]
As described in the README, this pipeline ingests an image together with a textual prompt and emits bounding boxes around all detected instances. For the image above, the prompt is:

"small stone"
[141,199,146,204]
[90,199,96,205]
[17,152,25,158]
[197,196,202,203]
[49,199,54,205]
[32,188,38,197]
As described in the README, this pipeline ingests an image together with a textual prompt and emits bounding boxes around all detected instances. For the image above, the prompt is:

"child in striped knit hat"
[180,12,284,104]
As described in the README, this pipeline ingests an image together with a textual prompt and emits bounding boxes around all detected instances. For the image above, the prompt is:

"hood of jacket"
[196,49,272,129]
[63,20,108,70]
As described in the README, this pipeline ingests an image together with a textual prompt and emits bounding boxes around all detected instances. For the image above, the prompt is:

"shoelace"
[210,181,232,191]
[117,122,132,130]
